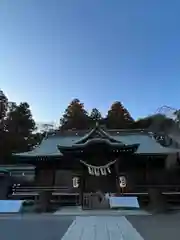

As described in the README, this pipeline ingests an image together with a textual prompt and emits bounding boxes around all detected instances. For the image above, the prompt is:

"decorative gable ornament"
[80,159,117,176]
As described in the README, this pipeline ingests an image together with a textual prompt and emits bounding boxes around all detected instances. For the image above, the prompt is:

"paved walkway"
[61,216,144,240]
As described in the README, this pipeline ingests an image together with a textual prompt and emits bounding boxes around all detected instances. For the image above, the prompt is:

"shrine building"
[12,124,180,209]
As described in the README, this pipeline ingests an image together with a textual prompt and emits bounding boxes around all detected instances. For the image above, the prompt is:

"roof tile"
[14,131,180,157]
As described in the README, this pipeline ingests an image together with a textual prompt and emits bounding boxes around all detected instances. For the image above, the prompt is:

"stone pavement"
[61,216,144,240]
[0,215,73,240]
[54,206,150,216]
[0,213,180,239]
[127,213,180,240]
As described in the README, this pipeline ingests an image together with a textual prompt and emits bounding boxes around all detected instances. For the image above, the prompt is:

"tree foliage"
[60,99,90,130]
[0,99,37,162]
[89,108,102,126]
[6,102,36,137]
[134,114,177,132]
[90,108,102,121]
[132,116,153,129]
[5,102,36,153]
[106,101,134,129]
[0,90,8,161]
[0,90,8,122]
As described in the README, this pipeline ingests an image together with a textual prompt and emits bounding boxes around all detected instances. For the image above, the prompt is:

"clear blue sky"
[1,0,180,123]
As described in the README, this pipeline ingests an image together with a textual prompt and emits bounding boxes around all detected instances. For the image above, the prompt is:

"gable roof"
[13,128,180,158]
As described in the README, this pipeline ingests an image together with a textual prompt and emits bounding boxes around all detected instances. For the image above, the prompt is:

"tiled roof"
[0,168,9,173]
[13,129,180,158]
[14,135,82,157]
[111,132,180,154]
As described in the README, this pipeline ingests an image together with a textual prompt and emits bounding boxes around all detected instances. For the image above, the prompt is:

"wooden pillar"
[0,174,11,200]
[35,161,54,212]
[34,164,39,185]
[80,167,85,209]
[52,164,56,186]
[114,158,121,194]
[146,158,168,213]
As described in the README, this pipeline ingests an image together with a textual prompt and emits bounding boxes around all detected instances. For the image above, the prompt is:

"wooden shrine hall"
[12,124,180,211]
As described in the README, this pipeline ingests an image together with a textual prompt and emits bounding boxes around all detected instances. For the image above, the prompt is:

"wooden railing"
[11,185,81,205]
[9,185,180,208]
[128,185,180,192]
[12,185,79,196]
[11,184,180,200]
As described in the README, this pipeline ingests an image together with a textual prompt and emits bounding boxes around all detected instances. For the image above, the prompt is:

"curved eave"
[76,138,122,146]
[12,155,63,164]
[12,153,62,161]
[58,139,139,153]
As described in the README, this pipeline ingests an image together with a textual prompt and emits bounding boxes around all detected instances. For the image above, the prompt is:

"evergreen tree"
[60,99,89,130]
[5,102,36,153]
[89,108,102,126]
[106,101,134,129]
[0,90,8,129]
[0,90,8,161]
[133,114,175,131]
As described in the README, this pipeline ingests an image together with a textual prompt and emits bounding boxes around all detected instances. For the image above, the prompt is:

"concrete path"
[61,216,144,240]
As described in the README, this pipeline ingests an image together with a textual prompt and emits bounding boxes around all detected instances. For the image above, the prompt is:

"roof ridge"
[42,129,150,139]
